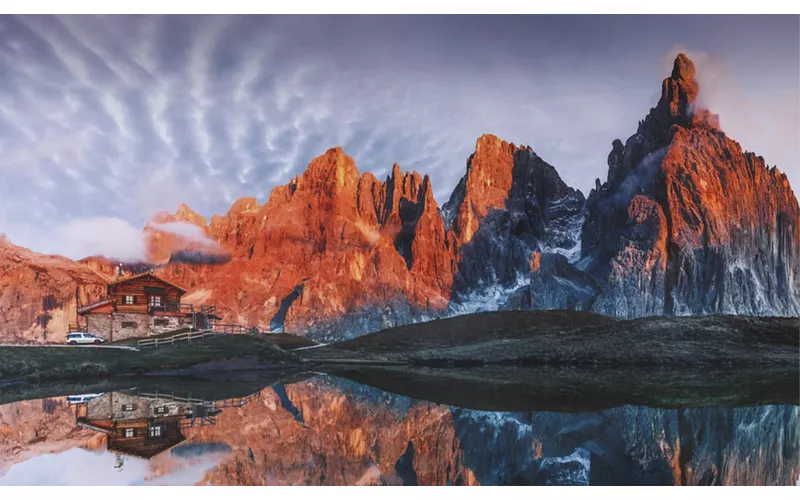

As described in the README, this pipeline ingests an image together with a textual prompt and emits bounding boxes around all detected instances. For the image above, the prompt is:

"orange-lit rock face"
[447,134,518,247]
[529,252,542,273]
[154,147,456,339]
[661,127,797,251]
[661,52,699,120]
[0,238,110,343]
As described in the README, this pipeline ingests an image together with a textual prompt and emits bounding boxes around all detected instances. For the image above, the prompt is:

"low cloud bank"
[57,217,148,262]
[56,217,227,264]
[147,220,223,251]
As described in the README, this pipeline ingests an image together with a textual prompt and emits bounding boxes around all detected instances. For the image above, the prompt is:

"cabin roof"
[100,416,188,459]
[108,272,187,294]
[108,434,187,459]
[77,299,113,314]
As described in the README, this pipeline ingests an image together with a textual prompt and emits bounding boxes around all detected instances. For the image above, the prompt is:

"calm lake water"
[0,372,798,486]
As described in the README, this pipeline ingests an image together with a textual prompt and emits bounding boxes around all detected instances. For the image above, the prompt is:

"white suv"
[65,332,107,345]
[66,393,104,404]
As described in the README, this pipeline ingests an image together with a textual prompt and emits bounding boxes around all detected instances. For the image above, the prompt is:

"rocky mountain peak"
[671,53,696,83]
[175,203,208,228]
[655,54,700,127]
[598,53,713,192]
[302,146,361,192]
[227,197,261,216]
[443,134,519,246]
[660,53,700,119]
[581,52,800,318]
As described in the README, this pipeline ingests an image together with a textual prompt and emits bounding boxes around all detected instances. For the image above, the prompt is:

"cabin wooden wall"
[110,275,184,313]
[108,418,185,459]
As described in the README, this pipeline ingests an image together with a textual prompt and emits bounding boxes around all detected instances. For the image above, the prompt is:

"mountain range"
[1,53,798,343]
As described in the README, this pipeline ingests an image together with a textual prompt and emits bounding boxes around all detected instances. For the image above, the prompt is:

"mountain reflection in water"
[0,369,797,486]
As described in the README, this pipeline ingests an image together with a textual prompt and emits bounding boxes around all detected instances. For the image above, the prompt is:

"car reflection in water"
[69,389,259,468]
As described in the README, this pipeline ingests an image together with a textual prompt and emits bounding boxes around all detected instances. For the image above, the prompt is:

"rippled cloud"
[0,15,796,259]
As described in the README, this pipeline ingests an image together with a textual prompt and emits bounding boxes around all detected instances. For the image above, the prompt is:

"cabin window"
[121,321,137,329]
[149,425,163,438]
[124,428,135,438]
[155,406,167,414]
[153,319,169,327]
[124,295,134,305]
[121,404,136,411]
[149,295,162,307]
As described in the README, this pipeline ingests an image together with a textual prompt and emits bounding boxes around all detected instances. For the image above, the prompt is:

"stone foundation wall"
[112,313,150,341]
[81,312,193,341]
[86,393,113,419]
[85,313,112,339]
[149,315,190,335]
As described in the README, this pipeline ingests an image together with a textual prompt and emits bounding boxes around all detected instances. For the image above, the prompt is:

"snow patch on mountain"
[450,273,530,315]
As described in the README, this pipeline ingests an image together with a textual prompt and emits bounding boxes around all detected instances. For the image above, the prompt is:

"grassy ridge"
[306,311,800,367]
[0,335,302,382]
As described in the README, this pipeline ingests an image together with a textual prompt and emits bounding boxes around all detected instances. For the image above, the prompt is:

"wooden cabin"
[106,418,186,460]
[75,391,223,462]
[76,392,192,460]
[107,272,187,315]
[76,270,210,342]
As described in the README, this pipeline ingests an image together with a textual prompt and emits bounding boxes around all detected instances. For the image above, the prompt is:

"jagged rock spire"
[659,53,700,120]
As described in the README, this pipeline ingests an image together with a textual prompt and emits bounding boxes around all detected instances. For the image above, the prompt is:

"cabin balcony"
[148,303,218,318]
[148,302,196,316]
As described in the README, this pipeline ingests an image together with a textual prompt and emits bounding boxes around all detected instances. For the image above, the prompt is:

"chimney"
[117,263,124,278]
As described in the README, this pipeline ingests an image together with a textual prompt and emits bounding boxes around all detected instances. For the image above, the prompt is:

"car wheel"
[94,339,101,345]
[69,341,77,345]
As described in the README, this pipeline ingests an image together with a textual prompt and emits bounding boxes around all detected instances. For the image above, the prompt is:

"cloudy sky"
[0,446,225,485]
[0,15,798,259]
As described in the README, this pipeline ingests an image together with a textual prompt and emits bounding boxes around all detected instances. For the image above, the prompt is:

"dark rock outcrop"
[444,135,585,301]
[503,252,596,311]
[451,403,799,486]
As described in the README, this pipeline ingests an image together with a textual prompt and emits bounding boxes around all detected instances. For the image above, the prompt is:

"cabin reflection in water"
[72,390,259,464]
